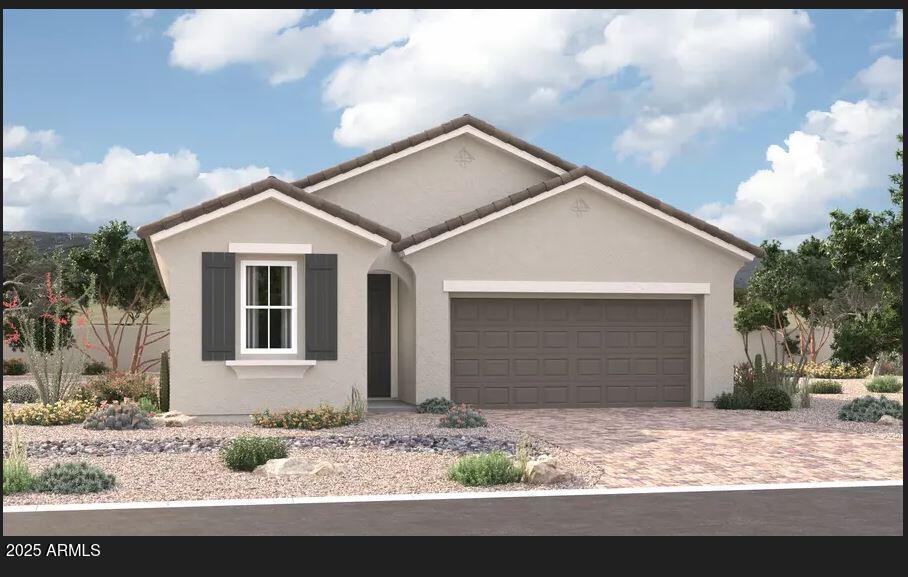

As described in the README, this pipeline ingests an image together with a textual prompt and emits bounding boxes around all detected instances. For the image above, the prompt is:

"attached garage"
[450,298,691,408]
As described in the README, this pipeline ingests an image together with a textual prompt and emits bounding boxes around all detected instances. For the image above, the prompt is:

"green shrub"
[808,381,843,394]
[346,386,366,422]
[416,397,455,414]
[3,358,28,376]
[83,401,152,430]
[252,405,358,430]
[158,351,170,412]
[5,399,96,425]
[220,437,287,472]
[750,387,792,411]
[866,376,902,393]
[448,452,522,486]
[438,404,487,428]
[34,462,116,494]
[838,396,903,422]
[137,396,158,414]
[82,360,109,375]
[82,371,158,406]
[3,383,39,404]
[713,390,752,410]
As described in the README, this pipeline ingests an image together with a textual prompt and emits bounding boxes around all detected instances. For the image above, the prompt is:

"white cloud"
[3,125,60,153]
[3,132,290,232]
[127,9,157,41]
[163,9,815,168]
[166,9,419,84]
[696,56,903,246]
[892,10,903,39]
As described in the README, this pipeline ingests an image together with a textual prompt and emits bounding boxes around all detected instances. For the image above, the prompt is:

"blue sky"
[3,9,903,245]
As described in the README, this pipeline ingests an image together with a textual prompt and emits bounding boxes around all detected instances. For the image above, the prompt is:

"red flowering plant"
[4,268,88,403]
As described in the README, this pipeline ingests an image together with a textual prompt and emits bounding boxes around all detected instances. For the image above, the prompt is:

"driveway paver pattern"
[489,408,903,487]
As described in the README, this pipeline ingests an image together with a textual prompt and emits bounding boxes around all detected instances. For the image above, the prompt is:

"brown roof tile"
[136,177,401,243]
[288,114,577,190]
[391,166,763,257]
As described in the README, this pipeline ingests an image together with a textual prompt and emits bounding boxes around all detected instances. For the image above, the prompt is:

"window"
[240,260,297,354]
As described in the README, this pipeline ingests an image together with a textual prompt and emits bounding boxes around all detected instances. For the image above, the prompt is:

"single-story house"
[137,114,762,418]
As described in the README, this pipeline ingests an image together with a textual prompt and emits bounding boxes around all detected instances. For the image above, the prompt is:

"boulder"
[150,411,196,428]
[523,457,573,485]
[877,414,902,426]
[253,457,342,477]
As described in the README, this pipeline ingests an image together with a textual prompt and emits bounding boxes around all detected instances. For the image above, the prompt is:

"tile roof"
[136,176,401,243]
[391,166,764,257]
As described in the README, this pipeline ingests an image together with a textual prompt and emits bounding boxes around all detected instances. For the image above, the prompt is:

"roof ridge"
[391,165,763,257]
[136,176,401,243]
[290,114,577,189]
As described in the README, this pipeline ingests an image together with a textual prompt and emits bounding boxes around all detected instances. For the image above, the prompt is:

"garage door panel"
[451,298,691,408]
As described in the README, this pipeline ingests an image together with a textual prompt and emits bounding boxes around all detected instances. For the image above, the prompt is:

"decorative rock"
[253,457,341,477]
[150,411,196,428]
[22,433,520,459]
[524,457,573,485]
[877,415,902,426]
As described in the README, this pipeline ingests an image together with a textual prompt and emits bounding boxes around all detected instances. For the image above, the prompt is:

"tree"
[63,221,168,373]
[825,134,903,371]
[747,237,842,375]
[2,237,73,352]
[734,296,777,366]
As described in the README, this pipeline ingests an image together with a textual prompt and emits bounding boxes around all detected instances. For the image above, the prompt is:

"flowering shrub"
[790,361,869,379]
[3,358,28,375]
[5,399,96,426]
[438,404,487,428]
[80,371,158,406]
[252,405,359,430]
[733,362,755,393]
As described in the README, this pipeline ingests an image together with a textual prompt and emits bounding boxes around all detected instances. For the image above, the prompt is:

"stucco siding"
[153,198,384,416]
[312,133,557,237]
[402,183,750,405]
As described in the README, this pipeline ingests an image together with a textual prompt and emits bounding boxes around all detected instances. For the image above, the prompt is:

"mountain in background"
[3,230,92,253]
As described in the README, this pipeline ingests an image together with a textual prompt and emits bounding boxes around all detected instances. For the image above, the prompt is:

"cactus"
[159,350,170,412]
[83,401,152,430]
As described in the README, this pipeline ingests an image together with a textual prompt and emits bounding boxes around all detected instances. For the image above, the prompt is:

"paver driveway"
[489,408,903,487]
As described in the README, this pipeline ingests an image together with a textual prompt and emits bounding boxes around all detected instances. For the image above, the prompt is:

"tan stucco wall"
[312,133,557,237]
[153,198,385,416]
[402,183,751,406]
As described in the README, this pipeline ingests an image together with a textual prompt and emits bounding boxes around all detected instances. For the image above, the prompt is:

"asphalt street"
[3,485,902,536]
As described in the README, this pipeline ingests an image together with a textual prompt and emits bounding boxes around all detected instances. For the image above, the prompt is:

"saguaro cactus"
[159,350,170,412]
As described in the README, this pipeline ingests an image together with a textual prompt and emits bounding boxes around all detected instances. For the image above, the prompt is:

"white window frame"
[240,259,298,355]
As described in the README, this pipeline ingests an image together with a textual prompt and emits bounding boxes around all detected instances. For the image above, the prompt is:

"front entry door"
[367,274,391,397]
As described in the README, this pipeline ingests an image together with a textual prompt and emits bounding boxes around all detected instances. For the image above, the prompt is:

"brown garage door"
[450,298,691,408]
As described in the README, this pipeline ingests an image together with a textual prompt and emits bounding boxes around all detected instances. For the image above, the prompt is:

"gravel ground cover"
[3,445,599,506]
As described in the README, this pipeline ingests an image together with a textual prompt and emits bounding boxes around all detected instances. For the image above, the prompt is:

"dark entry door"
[367,274,391,397]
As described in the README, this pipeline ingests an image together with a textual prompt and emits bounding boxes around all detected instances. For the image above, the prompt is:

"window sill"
[225,360,316,379]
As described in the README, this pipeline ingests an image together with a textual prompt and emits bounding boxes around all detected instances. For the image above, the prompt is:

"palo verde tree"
[825,134,903,372]
[63,221,168,373]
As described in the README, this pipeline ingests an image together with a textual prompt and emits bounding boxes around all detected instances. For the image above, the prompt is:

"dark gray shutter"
[306,254,338,360]
[201,252,236,361]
